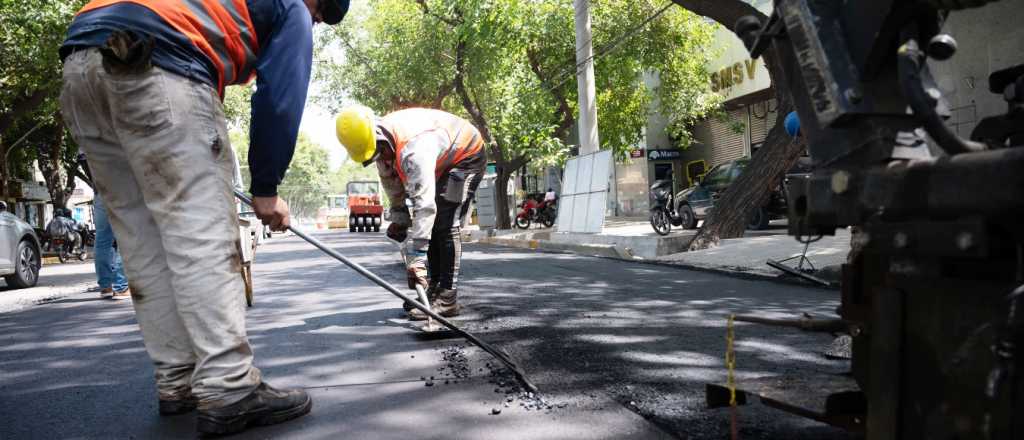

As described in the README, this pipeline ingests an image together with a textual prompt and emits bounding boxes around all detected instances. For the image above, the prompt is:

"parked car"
[674,157,811,230]
[0,202,42,288]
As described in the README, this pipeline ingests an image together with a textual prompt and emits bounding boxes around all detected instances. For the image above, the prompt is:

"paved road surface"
[0,230,852,439]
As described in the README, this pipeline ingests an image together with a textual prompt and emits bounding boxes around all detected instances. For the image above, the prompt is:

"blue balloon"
[784,111,801,137]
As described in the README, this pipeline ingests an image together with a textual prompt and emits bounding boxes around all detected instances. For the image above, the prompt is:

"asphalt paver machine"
[705,1,1024,438]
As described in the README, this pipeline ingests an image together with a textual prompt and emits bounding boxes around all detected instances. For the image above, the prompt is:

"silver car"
[0,202,42,289]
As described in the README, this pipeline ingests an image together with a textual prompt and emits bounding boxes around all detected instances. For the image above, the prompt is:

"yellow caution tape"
[726,314,737,406]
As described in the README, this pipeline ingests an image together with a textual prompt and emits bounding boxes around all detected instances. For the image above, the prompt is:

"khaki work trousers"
[60,49,260,408]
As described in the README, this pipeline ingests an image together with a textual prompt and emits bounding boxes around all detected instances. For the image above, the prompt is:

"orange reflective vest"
[78,0,260,96]
[378,108,484,182]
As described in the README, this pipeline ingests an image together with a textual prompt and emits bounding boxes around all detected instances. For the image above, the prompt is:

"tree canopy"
[231,130,332,219]
[0,0,87,205]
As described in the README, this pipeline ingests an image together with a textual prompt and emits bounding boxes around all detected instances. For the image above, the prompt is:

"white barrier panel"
[556,150,612,233]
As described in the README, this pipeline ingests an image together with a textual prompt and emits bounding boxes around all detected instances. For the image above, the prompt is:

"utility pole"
[574,0,599,155]
[573,0,619,216]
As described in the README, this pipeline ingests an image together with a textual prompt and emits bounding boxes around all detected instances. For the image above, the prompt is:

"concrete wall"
[929,0,1024,137]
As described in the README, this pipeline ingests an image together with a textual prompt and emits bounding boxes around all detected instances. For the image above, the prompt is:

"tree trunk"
[669,0,806,251]
[36,115,76,210]
[0,140,8,199]
[494,168,514,229]
[450,40,529,229]
[687,136,805,250]
[490,147,528,230]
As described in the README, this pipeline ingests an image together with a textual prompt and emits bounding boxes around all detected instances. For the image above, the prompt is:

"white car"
[0,202,42,289]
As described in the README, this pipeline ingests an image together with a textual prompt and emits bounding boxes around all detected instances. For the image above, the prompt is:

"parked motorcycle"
[514,197,557,229]
[78,223,96,248]
[648,179,695,236]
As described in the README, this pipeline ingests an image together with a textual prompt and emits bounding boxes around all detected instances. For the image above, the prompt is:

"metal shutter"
[749,100,777,146]
[707,107,747,167]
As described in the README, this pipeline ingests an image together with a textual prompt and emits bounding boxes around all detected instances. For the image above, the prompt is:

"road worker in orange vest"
[336,106,487,320]
[59,0,348,435]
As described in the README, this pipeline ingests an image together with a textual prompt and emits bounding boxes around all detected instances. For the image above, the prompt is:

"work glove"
[403,242,428,289]
[386,222,408,243]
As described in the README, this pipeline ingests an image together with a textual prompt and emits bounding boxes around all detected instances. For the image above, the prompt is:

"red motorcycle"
[514,197,557,229]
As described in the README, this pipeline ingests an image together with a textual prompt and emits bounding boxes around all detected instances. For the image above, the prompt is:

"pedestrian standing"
[335,106,486,320]
[59,0,349,435]
[93,194,130,300]
[80,154,130,300]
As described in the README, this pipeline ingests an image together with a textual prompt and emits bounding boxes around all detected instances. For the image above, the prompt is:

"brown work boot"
[111,288,131,301]
[404,285,439,316]
[196,382,312,437]
[408,289,459,320]
[433,289,460,317]
[159,393,198,416]
[100,287,114,299]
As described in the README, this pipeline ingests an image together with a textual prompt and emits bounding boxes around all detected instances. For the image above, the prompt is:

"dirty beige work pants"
[60,49,260,408]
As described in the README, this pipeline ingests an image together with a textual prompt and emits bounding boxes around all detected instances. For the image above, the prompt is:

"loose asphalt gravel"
[0,230,857,439]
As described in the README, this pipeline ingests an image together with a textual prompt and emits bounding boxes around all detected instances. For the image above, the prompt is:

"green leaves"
[0,0,89,196]
[315,0,719,167]
[232,131,333,219]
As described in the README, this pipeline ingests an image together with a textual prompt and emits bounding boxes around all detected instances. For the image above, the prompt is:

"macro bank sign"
[707,1,772,101]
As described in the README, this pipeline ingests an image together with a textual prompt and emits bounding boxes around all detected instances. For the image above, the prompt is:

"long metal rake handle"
[234,190,538,393]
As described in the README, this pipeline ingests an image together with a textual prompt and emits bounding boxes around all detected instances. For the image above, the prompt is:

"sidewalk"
[0,261,97,314]
[467,218,850,285]
[655,228,851,282]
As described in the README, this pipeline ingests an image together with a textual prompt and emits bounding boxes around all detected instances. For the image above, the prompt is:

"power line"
[540,2,674,95]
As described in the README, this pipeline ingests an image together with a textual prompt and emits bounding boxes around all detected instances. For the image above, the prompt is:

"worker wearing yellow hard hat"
[336,106,486,320]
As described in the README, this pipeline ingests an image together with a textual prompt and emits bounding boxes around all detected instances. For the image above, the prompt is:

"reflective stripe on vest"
[378,108,484,182]
[78,0,260,96]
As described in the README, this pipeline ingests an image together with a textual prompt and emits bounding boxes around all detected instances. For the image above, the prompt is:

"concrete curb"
[636,259,840,291]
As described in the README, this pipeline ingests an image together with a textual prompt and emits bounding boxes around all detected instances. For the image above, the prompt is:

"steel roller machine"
[347,181,383,233]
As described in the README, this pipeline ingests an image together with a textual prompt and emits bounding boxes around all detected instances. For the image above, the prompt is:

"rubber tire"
[5,240,40,288]
[514,216,530,229]
[541,214,555,228]
[747,207,770,230]
[679,205,698,230]
[77,248,88,261]
[349,219,356,233]
[373,224,380,232]
[650,210,671,236]
[58,248,68,264]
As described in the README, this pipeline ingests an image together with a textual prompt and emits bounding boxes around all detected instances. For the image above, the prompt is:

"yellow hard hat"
[335,105,378,166]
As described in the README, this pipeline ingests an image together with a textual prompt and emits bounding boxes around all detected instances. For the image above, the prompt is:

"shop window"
[686,160,707,185]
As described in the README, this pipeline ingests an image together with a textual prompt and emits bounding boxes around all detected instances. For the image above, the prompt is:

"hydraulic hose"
[897,30,987,155]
